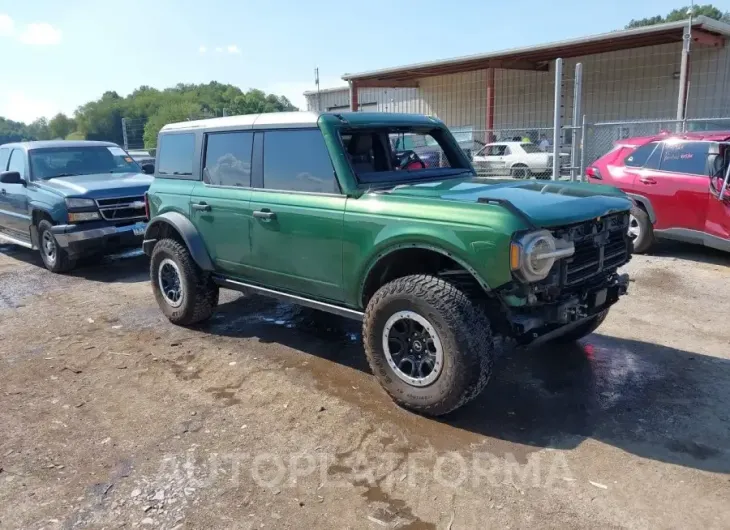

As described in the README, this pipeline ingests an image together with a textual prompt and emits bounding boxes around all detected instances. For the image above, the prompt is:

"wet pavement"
[1,241,729,528]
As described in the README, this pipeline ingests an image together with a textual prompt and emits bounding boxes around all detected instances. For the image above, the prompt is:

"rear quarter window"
[624,142,658,167]
[157,133,196,177]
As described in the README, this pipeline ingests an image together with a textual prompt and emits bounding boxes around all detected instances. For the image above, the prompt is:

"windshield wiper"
[47,173,77,178]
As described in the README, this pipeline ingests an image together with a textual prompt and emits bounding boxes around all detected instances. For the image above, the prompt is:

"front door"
[0,148,31,240]
[189,130,254,277]
[705,150,730,248]
[248,128,345,302]
[635,140,710,232]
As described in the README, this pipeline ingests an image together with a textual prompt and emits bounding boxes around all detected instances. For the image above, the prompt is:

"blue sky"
[0,0,726,123]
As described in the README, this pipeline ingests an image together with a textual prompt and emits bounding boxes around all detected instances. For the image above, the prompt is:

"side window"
[157,133,195,176]
[486,145,506,156]
[262,130,337,193]
[660,142,710,176]
[0,148,10,170]
[7,149,26,179]
[644,143,663,170]
[503,146,512,156]
[624,142,658,167]
[204,131,253,187]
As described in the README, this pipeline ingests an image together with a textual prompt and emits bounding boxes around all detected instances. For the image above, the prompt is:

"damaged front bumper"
[506,273,630,341]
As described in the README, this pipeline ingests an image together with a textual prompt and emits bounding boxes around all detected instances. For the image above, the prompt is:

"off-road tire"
[551,309,609,344]
[629,205,654,254]
[150,238,219,326]
[363,274,494,416]
[37,219,75,273]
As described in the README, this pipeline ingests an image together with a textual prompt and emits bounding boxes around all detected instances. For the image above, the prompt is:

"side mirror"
[0,171,23,185]
[141,163,155,175]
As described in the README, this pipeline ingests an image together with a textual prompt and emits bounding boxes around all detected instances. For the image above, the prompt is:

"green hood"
[386,178,632,227]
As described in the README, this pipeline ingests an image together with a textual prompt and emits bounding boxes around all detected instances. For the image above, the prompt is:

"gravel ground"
[0,242,729,529]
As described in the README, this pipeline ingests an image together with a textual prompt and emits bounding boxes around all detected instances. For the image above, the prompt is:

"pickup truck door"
[188,130,254,277]
[0,148,31,240]
[635,141,709,232]
[247,129,345,302]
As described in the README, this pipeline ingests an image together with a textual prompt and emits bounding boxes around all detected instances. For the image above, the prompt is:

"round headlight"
[511,230,575,283]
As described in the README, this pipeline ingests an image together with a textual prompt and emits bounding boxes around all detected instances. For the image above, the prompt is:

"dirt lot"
[1,242,729,530]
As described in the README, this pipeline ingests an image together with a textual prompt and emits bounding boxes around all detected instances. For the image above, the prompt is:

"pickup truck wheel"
[363,274,494,416]
[150,238,219,326]
[551,309,609,344]
[37,220,75,273]
[629,205,654,253]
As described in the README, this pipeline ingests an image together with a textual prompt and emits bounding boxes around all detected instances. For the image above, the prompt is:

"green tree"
[48,113,76,139]
[143,101,203,148]
[0,117,35,143]
[626,4,730,28]
[27,118,51,140]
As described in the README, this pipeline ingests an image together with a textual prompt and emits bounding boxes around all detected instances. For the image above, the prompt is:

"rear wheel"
[150,238,219,326]
[37,220,75,273]
[629,205,654,254]
[511,164,531,179]
[363,274,494,416]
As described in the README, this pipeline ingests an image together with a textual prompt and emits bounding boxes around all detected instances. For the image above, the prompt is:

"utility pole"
[676,3,693,129]
[314,67,321,111]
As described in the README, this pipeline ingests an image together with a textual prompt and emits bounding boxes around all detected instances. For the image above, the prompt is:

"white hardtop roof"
[161,111,321,132]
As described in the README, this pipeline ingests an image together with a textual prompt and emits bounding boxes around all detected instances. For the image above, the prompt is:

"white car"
[472,142,560,178]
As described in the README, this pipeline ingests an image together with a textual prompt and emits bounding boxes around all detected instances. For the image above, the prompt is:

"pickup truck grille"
[553,213,631,288]
[95,196,146,222]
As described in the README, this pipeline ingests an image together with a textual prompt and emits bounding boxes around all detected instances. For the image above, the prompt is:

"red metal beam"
[354,79,420,88]
[692,28,725,47]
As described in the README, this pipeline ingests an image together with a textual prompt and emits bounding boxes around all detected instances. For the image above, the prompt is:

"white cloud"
[0,91,62,123]
[0,13,14,37]
[215,46,223,53]
[18,22,62,46]
[199,45,207,54]
[227,44,240,55]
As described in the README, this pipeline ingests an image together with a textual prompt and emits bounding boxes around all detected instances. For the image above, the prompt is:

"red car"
[586,131,730,253]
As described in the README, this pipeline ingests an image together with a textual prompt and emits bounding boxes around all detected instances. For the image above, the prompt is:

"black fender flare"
[626,193,656,224]
[143,212,214,271]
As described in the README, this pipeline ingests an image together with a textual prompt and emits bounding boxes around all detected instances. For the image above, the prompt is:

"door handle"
[639,177,657,185]
[1,189,5,195]
[253,209,276,221]
[192,202,211,212]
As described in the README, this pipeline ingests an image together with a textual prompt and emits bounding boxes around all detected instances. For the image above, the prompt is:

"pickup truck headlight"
[510,230,574,283]
[66,198,96,209]
[68,211,101,223]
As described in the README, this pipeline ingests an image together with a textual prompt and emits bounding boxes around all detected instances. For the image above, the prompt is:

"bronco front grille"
[553,213,631,288]
[96,196,146,222]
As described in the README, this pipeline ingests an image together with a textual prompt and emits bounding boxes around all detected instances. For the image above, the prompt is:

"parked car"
[472,141,569,178]
[586,131,730,253]
[143,111,632,416]
[0,140,154,272]
[128,149,156,171]
[391,130,484,168]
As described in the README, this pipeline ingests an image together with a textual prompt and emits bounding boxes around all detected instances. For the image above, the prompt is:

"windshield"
[520,143,543,154]
[29,146,141,180]
[343,126,472,185]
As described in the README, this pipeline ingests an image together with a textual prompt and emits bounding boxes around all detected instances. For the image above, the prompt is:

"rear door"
[247,128,346,302]
[189,130,254,277]
[0,148,31,238]
[635,141,710,232]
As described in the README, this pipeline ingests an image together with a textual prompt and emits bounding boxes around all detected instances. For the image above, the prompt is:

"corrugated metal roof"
[343,16,730,83]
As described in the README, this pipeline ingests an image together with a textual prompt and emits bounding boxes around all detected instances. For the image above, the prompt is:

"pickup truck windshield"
[342,127,473,185]
[29,146,141,180]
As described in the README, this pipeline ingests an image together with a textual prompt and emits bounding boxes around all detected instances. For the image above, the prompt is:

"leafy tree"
[48,113,76,139]
[143,101,203,148]
[0,117,35,144]
[27,118,51,140]
[626,4,730,28]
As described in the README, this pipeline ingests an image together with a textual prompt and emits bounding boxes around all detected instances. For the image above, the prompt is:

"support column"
[349,81,359,112]
[486,68,495,141]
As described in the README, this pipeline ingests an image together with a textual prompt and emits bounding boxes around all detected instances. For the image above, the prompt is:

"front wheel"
[37,220,75,273]
[150,238,219,326]
[363,274,494,416]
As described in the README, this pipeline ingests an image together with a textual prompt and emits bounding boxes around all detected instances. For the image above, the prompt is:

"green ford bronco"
[143,112,631,416]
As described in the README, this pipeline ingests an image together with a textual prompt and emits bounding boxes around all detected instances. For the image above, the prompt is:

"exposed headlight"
[510,230,574,283]
[68,211,101,223]
[66,198,96,209]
